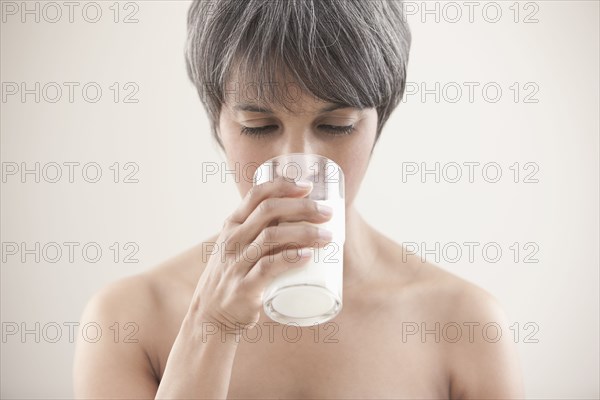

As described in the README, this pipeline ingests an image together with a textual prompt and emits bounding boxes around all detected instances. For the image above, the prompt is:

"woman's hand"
[187,176,334,333]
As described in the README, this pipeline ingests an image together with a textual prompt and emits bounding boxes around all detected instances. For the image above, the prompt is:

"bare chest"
[226,312,449,399]
[154,301,449,399]
[152,254,451,399]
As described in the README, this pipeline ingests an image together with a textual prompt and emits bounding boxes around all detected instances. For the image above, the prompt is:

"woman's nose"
[280,130,316,155]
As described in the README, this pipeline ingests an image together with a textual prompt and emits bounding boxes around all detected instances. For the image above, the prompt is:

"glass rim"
[252,153,345,189]
[256,152,343,172]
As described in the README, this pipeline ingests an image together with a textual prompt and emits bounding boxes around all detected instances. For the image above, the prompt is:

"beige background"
[1,1,598,398]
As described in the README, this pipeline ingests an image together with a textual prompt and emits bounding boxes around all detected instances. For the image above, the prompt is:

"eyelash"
[240,124,356,137]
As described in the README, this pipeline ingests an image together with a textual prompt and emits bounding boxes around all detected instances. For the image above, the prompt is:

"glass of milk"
[253,153,345,326]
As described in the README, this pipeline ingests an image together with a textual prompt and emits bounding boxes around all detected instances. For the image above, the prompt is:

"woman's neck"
[342,205,381,290]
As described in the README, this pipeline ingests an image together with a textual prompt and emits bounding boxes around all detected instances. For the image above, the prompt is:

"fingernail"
[295,180,313,188]
[317,203,333,216]
[318,228,333,241]
[297,247,313,258]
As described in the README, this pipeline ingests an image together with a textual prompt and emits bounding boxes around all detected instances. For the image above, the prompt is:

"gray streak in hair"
[185,0,411,149]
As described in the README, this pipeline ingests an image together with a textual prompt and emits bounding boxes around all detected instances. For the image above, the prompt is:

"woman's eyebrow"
[233,104,273,114]
[318,103,355,113]
[232,103,356,114]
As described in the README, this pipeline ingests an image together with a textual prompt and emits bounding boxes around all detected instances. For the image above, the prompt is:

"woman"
[74,0,525,398]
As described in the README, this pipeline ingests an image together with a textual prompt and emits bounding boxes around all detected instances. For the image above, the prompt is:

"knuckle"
[255,258,274,279]
[262,225,279,243]
[222,215,234,229]
[222,235,242,258]
[246,184,259,199]
[221,224,236,242]
[258,198,276,214]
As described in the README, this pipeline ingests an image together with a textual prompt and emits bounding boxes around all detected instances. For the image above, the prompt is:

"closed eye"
[240,125,278,136]
[240,124,355,137]
[320,124,355,135]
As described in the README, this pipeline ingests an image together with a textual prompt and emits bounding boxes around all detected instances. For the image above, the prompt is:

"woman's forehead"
[221,63,365,115]
[222,82,335,115]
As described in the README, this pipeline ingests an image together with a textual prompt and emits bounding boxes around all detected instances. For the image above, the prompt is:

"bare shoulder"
[379,236,517,335]
[416,260,508,321]
[79,244,197,322]
[78,234,219,334]
[367,231,525,397]
[377,235,508,319]
[81,270,157,320]
[383,239,525,398]
[73,264,161,397]
[73,236,217,398]
[430,267,525,399]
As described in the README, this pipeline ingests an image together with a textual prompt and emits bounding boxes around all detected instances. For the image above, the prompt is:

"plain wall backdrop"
[1,0,598,398]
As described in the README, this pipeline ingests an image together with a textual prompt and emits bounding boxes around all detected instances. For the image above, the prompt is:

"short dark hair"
[185,0,411,149]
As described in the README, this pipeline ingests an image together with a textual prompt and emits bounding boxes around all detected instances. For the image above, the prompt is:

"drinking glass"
[252,153,345,326]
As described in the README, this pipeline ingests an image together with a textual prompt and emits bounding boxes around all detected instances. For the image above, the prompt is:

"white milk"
[263,197,345,326]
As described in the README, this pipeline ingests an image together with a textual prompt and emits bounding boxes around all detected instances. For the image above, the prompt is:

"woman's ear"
[215,108,226,146]
[213,125,228,161]
[217,129,225,150]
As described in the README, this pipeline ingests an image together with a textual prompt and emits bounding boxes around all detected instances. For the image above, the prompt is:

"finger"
[227,176,313,226]
[231,196,333,249]
[241,246,315,296]
[231,222,333,277]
